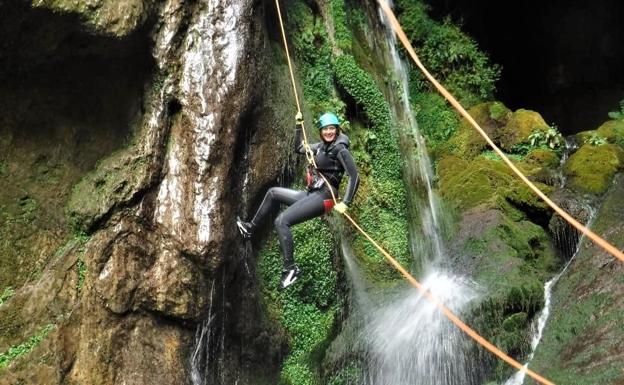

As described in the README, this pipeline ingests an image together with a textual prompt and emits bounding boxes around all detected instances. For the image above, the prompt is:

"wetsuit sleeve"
[294,125,320,154]
[337,147,359,205]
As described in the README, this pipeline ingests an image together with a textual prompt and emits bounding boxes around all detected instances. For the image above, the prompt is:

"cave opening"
[423,0,624,135]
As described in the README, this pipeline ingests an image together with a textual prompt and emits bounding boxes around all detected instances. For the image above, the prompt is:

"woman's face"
[321,125,337,143]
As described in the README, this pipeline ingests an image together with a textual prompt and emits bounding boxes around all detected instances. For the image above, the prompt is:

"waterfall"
[504,202,594,384]
[191,280,216,385]
[154,0,244,248]
[503,227,588,385]
[377,1,446,266]
[333,3,484,384]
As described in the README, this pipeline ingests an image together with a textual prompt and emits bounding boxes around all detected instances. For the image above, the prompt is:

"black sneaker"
[236,217,253,239]
[280,265,300,289]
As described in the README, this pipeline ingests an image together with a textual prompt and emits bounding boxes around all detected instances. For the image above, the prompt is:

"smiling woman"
[237,111,359,289]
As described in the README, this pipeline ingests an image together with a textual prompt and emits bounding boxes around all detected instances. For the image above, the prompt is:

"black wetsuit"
[250,126,359,268]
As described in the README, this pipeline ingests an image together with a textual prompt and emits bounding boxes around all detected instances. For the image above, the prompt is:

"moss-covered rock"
[445,101,511,160]
[66,149,151,233]
[438,156,552,213]
[530,174,624,384]
[450,205,557,381]
[524,148,560,168]
[563,143,624,195]
[595,119,624,141]
[498,109,549,151]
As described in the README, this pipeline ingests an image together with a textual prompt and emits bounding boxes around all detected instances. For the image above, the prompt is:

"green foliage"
[412,92,459,145]
[288,1,334,116]
[527,125,563,149]
[0,287,14,306]
[607,99,624,119]
[0,324,55,368]
[332,53,410,273]
[584,133,608,146]
[488,101,509,121]
[257,218,338,385]
[397,0,500,106]
[330,0,352,51]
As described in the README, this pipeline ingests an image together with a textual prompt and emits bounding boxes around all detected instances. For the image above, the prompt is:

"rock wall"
[0,0,297,384]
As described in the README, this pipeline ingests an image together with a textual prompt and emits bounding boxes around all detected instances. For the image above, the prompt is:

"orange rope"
[342,212,555,385]
[274,0,317,167]
[273,1,557,384]
[377,0,624,264]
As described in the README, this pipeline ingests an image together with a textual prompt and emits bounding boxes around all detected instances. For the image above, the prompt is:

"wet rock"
[137,247,207,321]
[531,173,624,383]
[32,0,152,37]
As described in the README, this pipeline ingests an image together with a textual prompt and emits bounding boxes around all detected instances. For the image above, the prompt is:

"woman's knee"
[274,214,289,230]
[266,187,278,198]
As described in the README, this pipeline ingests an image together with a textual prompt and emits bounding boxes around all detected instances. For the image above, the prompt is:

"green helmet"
[318,113,340,129]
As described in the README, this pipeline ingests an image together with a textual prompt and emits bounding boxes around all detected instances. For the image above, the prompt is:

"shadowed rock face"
[0,0,293,384]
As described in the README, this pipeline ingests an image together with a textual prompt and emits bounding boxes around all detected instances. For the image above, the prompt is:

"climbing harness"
[272,0,623,384]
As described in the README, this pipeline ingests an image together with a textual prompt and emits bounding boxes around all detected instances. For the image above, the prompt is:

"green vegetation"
[333,53,410,274]
[584,133,608,146]
[527,126,564,150]
[0,287,14,306]
[257,219,339,385]
[396,0,500,107]
[412,92,459,146]
[0,324,55,368]
[330,0,352,51]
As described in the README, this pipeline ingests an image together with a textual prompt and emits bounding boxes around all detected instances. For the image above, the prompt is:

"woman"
[237,112,359,289]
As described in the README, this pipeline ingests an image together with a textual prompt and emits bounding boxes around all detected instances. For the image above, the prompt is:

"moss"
[66,150,149,233]
[325,361,362,385]
[595,119,624,141]
[442,101,511,160]
[498,109,549,151]
[0,324,55,368]
[412,92,459,148]
[438,156,552,212]
[331,53,411,275]
[0,287,14,307]
[563,143,624,195]
[257,218,338,385]
[524,148,560,168]
[329,0,352,52]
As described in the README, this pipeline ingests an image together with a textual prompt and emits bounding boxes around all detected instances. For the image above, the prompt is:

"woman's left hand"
[334,202,348,214]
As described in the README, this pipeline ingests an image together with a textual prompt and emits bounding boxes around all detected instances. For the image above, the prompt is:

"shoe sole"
[280,269,299,289]
[236,218,251,239]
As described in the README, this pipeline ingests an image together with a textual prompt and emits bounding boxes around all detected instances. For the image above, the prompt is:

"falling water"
[341,241,482,385]
[377,1,446,265]
[191,280,216,385]
[333,3,491,384]
[504,209,595,384]
[363,273,480,385]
